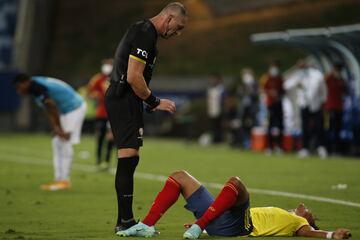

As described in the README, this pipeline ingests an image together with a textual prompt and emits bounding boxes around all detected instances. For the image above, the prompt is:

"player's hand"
[333,228,351,239]
[62,132,71,141]
[57,132,70,141]
[54,127,70,140]
[155,99,176,114]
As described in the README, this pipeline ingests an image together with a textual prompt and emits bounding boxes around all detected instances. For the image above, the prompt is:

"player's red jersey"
[88,73,110,119]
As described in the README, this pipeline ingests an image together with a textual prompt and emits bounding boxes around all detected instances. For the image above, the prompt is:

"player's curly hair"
[308,217,319,230]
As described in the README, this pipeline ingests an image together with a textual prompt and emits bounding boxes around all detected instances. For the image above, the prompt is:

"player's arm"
[43,98,70,140]
[30,82,69,140]
[127,57,176,114]
[296,225,351,239]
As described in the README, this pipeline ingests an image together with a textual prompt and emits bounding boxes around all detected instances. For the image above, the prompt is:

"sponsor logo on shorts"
[138,128,144,139]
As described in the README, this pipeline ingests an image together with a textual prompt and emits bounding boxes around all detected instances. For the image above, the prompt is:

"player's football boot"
[114,225,127,234]
[56,180,71,190]
[183,224,202,239]
[114,219,137,233]
[116,222,156,237]
[40,180,71,191]
[40,181,59,190]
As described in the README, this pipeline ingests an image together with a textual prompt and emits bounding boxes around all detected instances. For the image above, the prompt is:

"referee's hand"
[155,99,176,114]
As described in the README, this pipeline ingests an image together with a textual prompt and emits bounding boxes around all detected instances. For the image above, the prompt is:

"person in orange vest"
[87,58,114,170]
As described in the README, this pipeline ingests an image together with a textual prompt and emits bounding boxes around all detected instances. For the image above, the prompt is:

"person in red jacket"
[324,63,346,155]
[87,58,114,169]
[261,61,284,155]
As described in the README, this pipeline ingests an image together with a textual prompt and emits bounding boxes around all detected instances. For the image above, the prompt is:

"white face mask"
[101,64,113,75]
[269,67,279,77]
[242,73,254,85]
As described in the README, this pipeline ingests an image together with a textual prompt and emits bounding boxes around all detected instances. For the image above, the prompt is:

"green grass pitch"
[0,134,359,240]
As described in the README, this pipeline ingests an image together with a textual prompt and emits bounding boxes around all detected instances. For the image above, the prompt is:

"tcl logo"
[136,48,148,59]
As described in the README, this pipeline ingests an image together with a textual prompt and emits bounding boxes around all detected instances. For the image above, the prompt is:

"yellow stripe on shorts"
[129,54,146,64]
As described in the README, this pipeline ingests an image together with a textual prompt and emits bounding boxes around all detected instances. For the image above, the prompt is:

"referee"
[105,2,187,233]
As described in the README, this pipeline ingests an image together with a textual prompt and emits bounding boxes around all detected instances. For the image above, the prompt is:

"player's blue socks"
[116,222,156,237]
[183,224,202,239]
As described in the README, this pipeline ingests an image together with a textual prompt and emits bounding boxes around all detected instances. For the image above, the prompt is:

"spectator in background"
[226,84,241,148]
[324,63,346,155]
[295,59,328,159]
[237,68,259,149]
[207,73,226,143]
[87,58,114,170]
[261,61,284,155]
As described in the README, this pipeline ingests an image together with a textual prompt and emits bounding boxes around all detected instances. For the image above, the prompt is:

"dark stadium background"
[1,0,360,136]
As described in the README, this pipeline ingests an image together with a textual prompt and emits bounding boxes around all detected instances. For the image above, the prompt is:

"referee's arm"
[127,57,176,113]
[127,57,151,100]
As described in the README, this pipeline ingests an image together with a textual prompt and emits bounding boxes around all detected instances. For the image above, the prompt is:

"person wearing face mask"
[104,2,187,234]
[261,61,284,155]
[236,68,259,149]
[87,58,114,170]
[324,63,346,155]
[207,73,226,144]
[295,60,328,159]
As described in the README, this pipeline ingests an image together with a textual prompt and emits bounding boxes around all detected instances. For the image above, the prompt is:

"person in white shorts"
[13,73,87,190]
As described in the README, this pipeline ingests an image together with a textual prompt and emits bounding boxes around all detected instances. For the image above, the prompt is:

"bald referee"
[105,2,187,233]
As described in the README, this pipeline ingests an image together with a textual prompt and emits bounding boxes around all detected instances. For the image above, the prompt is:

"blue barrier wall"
[0,72,20,112]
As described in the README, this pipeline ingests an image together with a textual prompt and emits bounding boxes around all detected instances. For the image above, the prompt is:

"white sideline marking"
[1,153,360,208]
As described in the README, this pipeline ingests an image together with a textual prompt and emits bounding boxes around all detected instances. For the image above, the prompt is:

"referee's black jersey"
[111,19,158,86]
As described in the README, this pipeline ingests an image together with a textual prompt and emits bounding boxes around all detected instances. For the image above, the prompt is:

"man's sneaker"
[297,148,309,159]
[183,224,202,239]
[317,146,328,159]
[264,148,272,156]
[116,222,156,237]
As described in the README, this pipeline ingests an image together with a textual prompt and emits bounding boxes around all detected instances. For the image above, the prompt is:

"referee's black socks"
[115,156,139,227]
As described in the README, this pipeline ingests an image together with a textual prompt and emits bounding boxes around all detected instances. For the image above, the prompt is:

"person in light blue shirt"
[31,76,84,114]
[13,73,87,190]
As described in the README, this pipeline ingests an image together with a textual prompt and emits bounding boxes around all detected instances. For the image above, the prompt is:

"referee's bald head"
[151,2,187,39]
[161,2,187,17]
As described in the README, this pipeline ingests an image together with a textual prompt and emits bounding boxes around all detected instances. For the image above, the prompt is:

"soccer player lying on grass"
[117,170,351,239]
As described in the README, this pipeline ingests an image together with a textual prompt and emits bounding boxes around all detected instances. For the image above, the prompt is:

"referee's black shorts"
[105,84,144,149]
